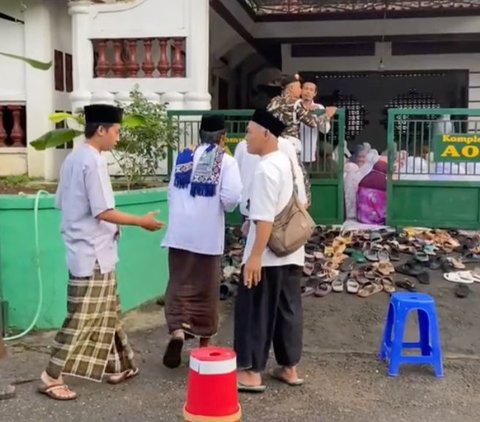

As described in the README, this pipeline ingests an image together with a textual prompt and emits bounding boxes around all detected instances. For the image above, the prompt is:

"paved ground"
[3,271,480,422]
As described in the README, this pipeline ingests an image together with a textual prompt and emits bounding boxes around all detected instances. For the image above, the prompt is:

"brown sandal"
[107,367,140,385]
[357,282,383,298]
[38,383,77,401]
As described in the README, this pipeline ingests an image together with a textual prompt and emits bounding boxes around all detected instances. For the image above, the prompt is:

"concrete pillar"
[68,0,93,113]
[24,0,54,178]
[185,0,211,110]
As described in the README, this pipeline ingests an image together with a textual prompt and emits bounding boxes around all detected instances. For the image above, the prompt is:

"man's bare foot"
[270,366,304,386]
[199,337,209,348]
[38,371,77,400]
[237,370,266,393]
[237,370,262,387]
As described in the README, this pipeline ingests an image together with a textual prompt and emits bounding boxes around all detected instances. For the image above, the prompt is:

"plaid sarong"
[46,265,135,382]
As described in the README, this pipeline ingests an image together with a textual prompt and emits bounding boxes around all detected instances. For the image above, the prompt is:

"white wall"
[282,42,480,109]
[70,0,210,111]
[0,1,26,102]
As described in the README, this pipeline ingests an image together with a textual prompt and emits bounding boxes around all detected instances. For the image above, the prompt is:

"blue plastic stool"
[379,292,443,377]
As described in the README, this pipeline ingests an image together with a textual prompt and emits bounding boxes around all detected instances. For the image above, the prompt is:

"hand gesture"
[325,106,337,119]
[243,254,262,289]
[139,211,164,232]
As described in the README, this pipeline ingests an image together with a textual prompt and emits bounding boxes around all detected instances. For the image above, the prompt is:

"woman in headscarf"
[356,156,388,225]
[343,144,368,220]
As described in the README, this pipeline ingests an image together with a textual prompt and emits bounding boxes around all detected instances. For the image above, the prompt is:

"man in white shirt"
[161,114,242,369]
[234,137,308,219]
[298,80,336,165]
[234,109,305,393]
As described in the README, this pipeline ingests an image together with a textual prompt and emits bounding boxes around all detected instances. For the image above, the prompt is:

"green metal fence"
[167,109,346,225]
[387,108,480,229]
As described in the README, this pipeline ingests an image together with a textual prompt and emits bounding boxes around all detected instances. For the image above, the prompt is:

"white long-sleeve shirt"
[234,138,307,217]
[298,102,331,163]
[162,144,242,255]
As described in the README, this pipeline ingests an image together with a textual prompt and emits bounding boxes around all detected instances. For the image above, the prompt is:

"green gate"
[387,108,480,229]
[167,109,346,225]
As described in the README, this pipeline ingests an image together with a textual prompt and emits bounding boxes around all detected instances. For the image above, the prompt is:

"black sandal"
[395,278,417,292]
[455,284,471,298]
[163,337,184,369]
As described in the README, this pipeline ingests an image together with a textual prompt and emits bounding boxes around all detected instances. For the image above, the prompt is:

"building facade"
[1,0,480,177]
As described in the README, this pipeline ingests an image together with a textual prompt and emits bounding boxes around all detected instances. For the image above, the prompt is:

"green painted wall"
[0,188,169,330]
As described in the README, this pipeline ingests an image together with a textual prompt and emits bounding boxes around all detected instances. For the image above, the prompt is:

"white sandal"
[443,271,475,284]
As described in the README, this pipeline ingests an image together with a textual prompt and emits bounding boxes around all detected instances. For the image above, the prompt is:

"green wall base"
[0,188,169,330]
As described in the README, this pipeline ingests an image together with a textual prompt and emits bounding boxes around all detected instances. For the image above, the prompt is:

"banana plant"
[0,52,52,70]
[31,112,146,150]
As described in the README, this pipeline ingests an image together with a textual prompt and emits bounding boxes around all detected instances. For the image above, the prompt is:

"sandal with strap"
[357,282,383,298]
[38,383,77,401]
[107,367,140,385]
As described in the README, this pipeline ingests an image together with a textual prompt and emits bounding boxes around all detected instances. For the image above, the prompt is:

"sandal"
[416,271,430,285]
[0,384,16,401]
[38,383,77,401]
[444,271,475,284]
[447,257,466,270]
[303,262,315,276]
[380,277,395,294]
[395,278,416,292]
[163,336,184,369]
[357,282,383,298]
[270,368,304,387]
[346,278,360,294]
[461,252,480,264]
[107,367,140,385]
[314,283,332,297]
[454,283,471,298]
[331,273,347,293]
[237,383,267,393]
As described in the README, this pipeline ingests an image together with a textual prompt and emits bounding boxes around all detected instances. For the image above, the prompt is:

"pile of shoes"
[221,226,243,300]
[301,226,480,299]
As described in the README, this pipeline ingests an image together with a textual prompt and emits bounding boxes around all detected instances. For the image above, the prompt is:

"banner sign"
[433,133,480,162]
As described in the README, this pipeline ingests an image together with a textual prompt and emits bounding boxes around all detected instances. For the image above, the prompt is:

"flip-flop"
[0,384,16,401]
[455,283,471,298]
[428,256,444,270]
[314,283,332,297]
[303,262,315,276]
[444,271,475,284]
[270,368,304,387]
[423,244,437,256]
[357,282,383,298]
[416,271,430,285]
[395,278,416,292]
[377,249,390,262]
[471,268,480,283]
[237,383,267,393]
[331,274,346,293]
[163,337,184,369]
[395,261,425,277]
[37,383,77,401]
[365,248,379,262]
[414,251,429,263]
[460,252,480,268]
[346,278,360,294]
[107,367,140,385]
[370,232,383,243]
[447,257,466,270]
[301,286,315,297]
[380,277,396,294]
[346,249,366,263]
